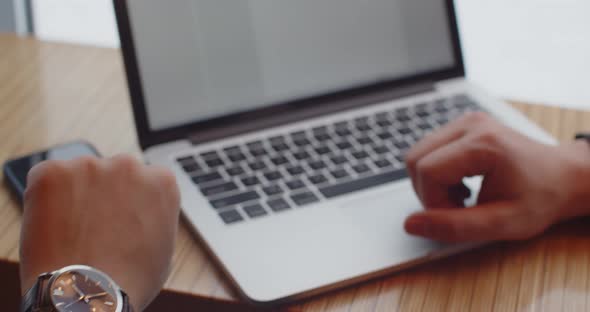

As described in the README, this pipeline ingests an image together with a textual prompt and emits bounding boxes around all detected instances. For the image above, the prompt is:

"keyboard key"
[293,137,311,147]
[330,168,350,179]
[247,141,267,156]
[415,102,428,111]
[373,145,390,154]
[334,121,349,129]
[269,135,286,144]
[377,132,393,140]
[290,131,307,139]
[356,136,373,145]
[335,141,353,150]
[268,198,291,212]
[248,161,266,171]
[416,111,430,118]
[210,191,260,209]
[315,133,332,142]
[264,171,282,182]
[395,107,409,115]
[314,146,331,155]
[436,117,449,125]
[223,146,241,154]
[226,165,245,176]
[181,162,201,173]
[228,153,246,162]
[330,155,348,165]
[177,156,196,164]
[356,123,371,132]
[308,160,327,170]
[286,180,306,190]
[377,119,393,127]
[374,159,392,168]
[192,172,223,185]
[398,127,412,135]
[249,148,267,157]
[320,169,409,198]
[243,204,268,218]
[241,176,261,186]
[286,165,305,176]
[312,126,328,134]
[219,210,244,224]
[263,185,283,196]
[417,123,432,130]
[200,151,219,159]
[375,112,390,121]
[272,143,290,152]
[435,105,449,114]
[201,182,238,197]
[309,174,328,185]
[271,156,289,166]
[293,150,311,161]
[354,116,369,124]
[291,192,319,206]
[352,163,371,174]
[394,141,411,150]
[205,158,224,168]
[335,127,352,137]
[352,150,370,160]
[396,115,411,123]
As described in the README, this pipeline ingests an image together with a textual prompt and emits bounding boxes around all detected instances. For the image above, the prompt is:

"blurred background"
[2,0,589,110]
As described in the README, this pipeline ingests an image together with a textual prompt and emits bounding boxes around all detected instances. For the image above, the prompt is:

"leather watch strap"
[575,133,590,143]
[21,273,53,312]
[121,290,134,312]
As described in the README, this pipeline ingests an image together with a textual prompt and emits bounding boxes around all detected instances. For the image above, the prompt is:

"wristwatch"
[21,265,134,312]
[575,133,590,143]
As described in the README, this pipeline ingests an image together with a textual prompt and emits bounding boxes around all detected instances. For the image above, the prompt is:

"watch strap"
[121,290,134,312]
[21,273,53,312]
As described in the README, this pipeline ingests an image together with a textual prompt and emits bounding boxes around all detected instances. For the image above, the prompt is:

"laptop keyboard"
[176,94,482,225]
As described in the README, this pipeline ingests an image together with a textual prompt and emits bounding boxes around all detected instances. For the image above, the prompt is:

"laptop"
[113,0,555,305]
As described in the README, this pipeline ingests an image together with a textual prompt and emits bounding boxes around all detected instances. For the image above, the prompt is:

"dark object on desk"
[3,141,100,204]
[575,133,590,145]
[0,260,260,312]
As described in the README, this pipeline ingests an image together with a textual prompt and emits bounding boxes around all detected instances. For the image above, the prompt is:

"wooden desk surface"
[1,33,590,311]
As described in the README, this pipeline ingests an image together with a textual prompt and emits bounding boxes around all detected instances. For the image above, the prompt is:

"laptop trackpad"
[338,186,444,255]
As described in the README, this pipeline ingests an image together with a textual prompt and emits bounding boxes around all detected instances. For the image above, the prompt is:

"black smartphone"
[3,141,100,204]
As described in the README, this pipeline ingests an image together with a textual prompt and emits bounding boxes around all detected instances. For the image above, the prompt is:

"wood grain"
[1,33,590,311]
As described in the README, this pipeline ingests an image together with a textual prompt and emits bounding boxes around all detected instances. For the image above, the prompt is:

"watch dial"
[50,267,120,312]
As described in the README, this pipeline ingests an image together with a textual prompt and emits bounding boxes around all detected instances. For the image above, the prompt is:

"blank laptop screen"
[126,0,456,131]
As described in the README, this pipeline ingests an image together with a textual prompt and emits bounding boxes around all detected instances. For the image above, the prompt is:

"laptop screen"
[125,0,456,131]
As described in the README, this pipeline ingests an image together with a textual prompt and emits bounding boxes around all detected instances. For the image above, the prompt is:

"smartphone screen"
[3,141,100,203]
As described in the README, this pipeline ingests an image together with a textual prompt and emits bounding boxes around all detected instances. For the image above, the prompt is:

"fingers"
[406,112,489,201]
[413,138,496,208]
[404,201,543,243]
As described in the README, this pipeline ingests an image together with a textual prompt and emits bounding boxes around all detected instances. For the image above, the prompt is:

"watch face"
[49,266,121,312]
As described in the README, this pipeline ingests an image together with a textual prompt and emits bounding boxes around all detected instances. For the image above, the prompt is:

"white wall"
[32,0,590,109]
[456,0,590,110]
[32,0,119,47]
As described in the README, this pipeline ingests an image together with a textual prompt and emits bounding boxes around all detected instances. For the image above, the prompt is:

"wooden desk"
[1,33,590,311]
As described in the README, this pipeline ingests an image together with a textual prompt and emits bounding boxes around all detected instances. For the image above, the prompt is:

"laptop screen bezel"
[114,0,465,150]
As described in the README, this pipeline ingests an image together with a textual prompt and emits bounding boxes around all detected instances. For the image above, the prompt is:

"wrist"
[560,141,590,220]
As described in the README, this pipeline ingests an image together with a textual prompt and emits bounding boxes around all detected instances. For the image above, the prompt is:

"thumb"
[404,201,541,243]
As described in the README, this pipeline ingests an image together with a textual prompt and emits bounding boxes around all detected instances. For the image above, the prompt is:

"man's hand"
[404,112,590,243]
[20,155,181,310]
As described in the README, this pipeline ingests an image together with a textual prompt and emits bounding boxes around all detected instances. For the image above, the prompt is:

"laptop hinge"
[188,81,435,145]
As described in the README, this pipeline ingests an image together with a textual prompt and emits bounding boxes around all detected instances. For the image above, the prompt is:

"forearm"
[558,141,590,220]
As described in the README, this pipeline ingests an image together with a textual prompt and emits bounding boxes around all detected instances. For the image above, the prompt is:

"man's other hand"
[405,112,590,243]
